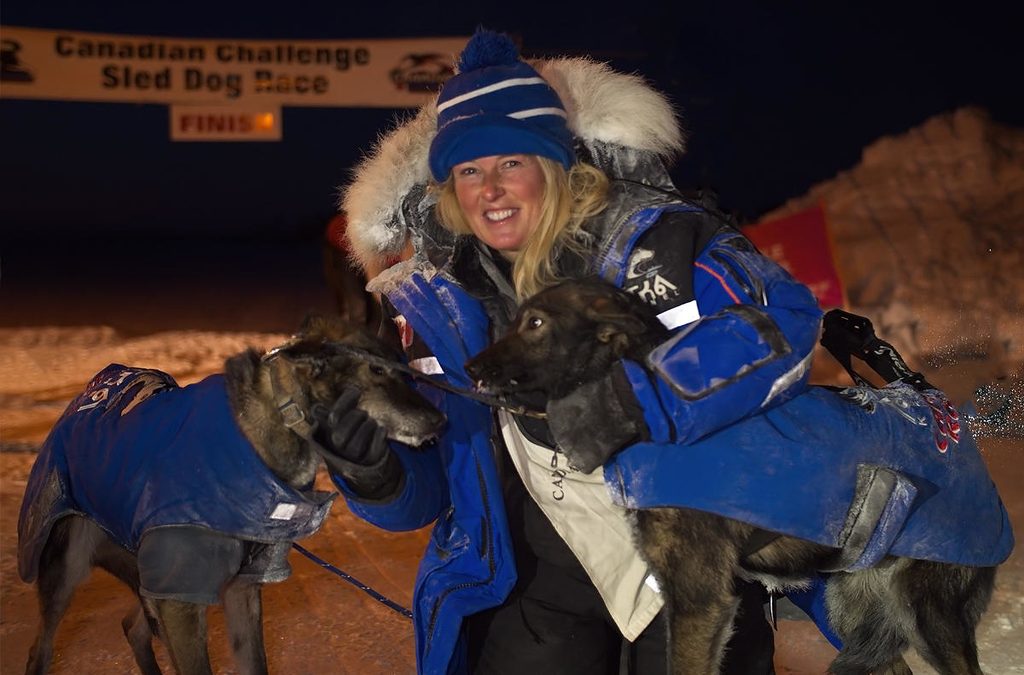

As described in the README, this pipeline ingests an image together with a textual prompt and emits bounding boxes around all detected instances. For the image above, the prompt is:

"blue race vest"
[606,382,1013,567]
[18,364,335,584]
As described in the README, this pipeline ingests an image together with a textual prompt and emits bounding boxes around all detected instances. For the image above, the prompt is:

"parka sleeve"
[328,289,455,531]
[331,269,491,531]
[623,222,823,446]
[335,438,451,532]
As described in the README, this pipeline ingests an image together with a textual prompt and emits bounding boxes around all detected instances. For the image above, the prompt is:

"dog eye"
[527,317,543,329]
[369,365,387,376]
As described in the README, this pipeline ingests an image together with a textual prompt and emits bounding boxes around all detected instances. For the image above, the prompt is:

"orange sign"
[170,105,281,141]
[743,204,844,309]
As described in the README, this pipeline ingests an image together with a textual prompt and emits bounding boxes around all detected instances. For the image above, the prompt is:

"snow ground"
[2,290,1022,674]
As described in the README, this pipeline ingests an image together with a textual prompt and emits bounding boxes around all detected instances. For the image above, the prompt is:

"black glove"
[310,386,403,499]
[545,362,649,474]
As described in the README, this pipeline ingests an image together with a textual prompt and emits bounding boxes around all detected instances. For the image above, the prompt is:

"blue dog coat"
[607,381,1013,568]
[18,364,335,603]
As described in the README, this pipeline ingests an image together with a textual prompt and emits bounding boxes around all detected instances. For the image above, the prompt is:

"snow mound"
[763,107,1024,377]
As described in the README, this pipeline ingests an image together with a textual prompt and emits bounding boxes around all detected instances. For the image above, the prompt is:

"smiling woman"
[318,26,828,675]
[451,153,546,253]
[437,153,608,298]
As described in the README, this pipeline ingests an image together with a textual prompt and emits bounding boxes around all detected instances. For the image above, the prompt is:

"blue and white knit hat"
[428,28,576,181]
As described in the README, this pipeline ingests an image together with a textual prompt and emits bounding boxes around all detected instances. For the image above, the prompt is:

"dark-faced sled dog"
[465,278,1012,675]
[18,315,445,675]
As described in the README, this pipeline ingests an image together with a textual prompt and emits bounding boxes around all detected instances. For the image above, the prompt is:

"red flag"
[743,204,845,309]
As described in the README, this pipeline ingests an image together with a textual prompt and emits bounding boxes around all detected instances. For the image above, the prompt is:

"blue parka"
[335,57,1011,674]
[335,177,831,672]
[337,180,1012,672]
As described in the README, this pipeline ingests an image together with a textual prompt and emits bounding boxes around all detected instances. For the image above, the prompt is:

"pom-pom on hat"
[428,28,575,182]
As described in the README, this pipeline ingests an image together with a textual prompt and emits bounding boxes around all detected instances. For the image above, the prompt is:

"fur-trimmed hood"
[340,57,686,274]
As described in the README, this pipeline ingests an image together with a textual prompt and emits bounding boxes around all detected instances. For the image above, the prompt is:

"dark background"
[3,1,1021,234]
[1,1,1021,331]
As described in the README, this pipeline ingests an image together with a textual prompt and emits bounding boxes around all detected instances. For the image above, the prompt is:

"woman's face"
[452,154,545,256]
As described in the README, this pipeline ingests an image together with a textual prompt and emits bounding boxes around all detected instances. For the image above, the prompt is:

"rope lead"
[292,543,413,619]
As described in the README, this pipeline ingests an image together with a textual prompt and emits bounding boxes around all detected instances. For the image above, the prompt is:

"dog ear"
[298,313,330,339]
[284,352,327,380]
[588,297,650,339]
[300,313,356,343]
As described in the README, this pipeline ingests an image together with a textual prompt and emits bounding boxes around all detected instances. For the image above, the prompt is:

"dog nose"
[464,357,495,385]
[464,358,483,381]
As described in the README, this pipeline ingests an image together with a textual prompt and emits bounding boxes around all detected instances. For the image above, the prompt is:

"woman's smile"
[485,208,518,222]
[453,154,545,256]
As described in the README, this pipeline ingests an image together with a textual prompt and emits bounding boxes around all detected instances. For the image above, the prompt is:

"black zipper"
[423,452,496,657]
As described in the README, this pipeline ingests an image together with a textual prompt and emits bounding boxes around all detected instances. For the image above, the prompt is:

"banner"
[743,204,845,309]
[0,26,465,107]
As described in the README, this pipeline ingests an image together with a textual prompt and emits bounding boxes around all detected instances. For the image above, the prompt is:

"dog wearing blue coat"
[466,278,1008,675]
[19,315,444,675]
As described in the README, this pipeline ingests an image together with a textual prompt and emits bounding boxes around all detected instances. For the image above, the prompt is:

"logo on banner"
[389,53,454,93]
[1,38,34,82]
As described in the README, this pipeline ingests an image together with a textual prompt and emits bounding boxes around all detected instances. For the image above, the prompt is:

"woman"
[312,29,822,674]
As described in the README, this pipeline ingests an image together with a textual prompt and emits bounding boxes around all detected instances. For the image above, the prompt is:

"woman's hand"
[310,387,403,499]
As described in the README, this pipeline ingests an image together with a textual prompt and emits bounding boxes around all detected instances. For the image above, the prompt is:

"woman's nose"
[481,171,504,200]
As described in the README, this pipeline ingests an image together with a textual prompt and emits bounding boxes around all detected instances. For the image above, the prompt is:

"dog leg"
[827,629,911,675]
[898,562,993,675]
[826,566,912,675]
[121,604,162,675]
[223,579,268,675]
[26,517,103,675]
[145,597,213,675]
[89,530,163,674]
[635,508,745,674]
[874,657,914,675]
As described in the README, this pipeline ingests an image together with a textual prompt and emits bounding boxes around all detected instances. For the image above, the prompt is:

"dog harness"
[18,364,335,603]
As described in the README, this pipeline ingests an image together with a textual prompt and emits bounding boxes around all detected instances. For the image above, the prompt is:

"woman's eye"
[456,166,477,177]
[502,159,522,169]
[528,317,543,329]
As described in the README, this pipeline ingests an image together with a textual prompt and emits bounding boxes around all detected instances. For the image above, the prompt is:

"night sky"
[1,1,1021,242]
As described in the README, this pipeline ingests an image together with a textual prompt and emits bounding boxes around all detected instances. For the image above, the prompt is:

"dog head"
[268,314,445,446]
[465,278,666,398]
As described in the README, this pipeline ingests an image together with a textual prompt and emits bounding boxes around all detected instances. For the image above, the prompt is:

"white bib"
[498,410,663,641]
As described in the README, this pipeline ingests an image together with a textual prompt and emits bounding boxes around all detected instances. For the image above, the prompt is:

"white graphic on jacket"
[624,247,679,305]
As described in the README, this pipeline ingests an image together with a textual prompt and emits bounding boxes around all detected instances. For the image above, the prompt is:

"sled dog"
[465,278,997,675]
[19,315,444,675]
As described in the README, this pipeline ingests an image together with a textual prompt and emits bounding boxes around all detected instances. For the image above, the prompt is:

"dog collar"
[266,354,318,441]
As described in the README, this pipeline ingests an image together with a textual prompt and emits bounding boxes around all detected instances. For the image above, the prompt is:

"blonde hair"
[435,157,609,300]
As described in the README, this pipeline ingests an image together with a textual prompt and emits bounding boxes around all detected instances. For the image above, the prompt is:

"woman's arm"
[333,437,451,532]
[624,216,823,445]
